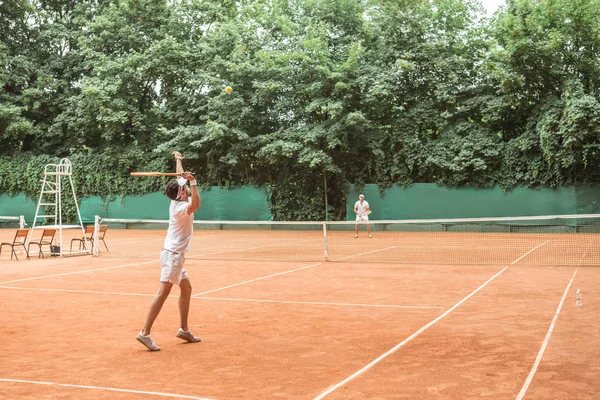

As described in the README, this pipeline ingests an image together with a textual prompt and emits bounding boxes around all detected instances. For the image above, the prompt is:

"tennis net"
[94,214,600,266]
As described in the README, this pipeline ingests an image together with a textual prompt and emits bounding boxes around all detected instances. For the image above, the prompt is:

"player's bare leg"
[178,278,192,331]
[137,282,173,351]
[176,278,201,343]
[142,282,173,336]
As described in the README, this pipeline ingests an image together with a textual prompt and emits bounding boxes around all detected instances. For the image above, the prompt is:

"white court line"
[313,266,509,400]
[192,262,323,297]
[578,238,595,266]
[511,241,550,264]
[192,246,397,298]
[186,238,318,260]
[196,297,443,309]
[333,246,396,262]
[0,260,157,285]
[515,269,578,400]
[0,378,212,399]
[0,286,154,297]
[0,286,441,309]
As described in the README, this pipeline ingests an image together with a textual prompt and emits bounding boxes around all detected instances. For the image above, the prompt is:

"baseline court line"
[192,246,397,298]
[0,260,157,285]
[511,241,550,264]
[515,269,578,400]
[0,378,212,400]
[313,266,509,400]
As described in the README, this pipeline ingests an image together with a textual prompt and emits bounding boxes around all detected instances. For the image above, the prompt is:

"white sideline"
[192,246,397,298]
[511,240,550,264]
[0,259,157,285]
[0,286,154,297]
[196,297,443,309]
[515,269,578,400]
[187,238,318,260]
[0,378,212,399]
[313,266,509,400]
[192,263,323,297]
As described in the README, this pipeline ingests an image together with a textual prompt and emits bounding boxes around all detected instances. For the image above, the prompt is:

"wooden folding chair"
[27,229,56,259]
[98,225,109,252]
[0,229,30,261]
[70,226,94,252]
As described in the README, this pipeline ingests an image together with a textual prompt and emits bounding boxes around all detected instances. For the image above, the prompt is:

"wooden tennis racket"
[130,172,181,177]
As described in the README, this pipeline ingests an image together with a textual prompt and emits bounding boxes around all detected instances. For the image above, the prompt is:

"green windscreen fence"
[3,184,598,224]
[0,193,38,224]
[0,186,272,224]
[346,184,600,220]
[81,186,272,222]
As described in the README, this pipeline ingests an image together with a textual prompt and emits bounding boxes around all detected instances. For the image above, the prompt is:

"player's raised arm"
[181,171,200,215]
[172,151,184,174]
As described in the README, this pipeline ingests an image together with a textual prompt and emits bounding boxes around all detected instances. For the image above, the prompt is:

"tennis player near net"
[137,151,201,351]
[354,194,372,238]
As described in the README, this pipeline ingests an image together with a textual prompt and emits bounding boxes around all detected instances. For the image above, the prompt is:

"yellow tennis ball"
[225,86,232,93]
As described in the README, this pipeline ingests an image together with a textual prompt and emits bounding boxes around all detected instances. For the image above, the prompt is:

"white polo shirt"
[354,200,370,215]
[163,198,194,253]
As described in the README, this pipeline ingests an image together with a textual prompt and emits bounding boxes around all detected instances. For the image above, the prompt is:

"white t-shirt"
[354,200,370,215]
[163,199,194,253]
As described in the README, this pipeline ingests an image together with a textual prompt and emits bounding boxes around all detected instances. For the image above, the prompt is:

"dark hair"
[164,179,180,200]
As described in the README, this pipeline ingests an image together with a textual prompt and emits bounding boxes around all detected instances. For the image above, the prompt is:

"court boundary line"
[332,246,396,262]
[0,285,443,309]
[312,266,509,400]
[515,269,578,400]
[196,296,442,309]
[0,260,157,285]
[578,238,594,266]
[511,240,550,264]
[192,262,323,297]
[0,378,212,399]
[186,238,318,260]
[0,286,154,297]
[192,246,397,298]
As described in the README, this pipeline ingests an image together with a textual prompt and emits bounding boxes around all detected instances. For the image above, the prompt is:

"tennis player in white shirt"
[136,151,202,351]
[354,194,372,238]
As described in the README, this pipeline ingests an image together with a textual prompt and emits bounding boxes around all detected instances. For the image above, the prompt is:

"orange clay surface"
[0,228,599,399]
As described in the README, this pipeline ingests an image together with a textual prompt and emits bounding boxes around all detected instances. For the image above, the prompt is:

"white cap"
[359,194,364,198]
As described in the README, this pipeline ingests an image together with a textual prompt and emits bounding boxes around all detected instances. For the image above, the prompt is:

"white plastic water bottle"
[576,289,582,306]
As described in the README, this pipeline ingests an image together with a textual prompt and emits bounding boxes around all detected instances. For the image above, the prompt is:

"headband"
[176,177,187,200]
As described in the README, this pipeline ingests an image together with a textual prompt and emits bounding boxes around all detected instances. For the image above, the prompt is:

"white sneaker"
[354,234,358,238]
[176,328,201,343]
[137,332,160,351]
[369,234,372,238]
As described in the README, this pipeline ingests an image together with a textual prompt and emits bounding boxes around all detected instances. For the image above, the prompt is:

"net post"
[93,215,100,256]
[322,222,328,260]
[19,215,25,229]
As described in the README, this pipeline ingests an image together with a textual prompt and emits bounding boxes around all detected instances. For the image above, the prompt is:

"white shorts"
[160,250,188,285]
[356,215,369,224]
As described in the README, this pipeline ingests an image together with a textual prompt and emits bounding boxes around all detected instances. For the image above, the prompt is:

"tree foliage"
[1,0,599,220]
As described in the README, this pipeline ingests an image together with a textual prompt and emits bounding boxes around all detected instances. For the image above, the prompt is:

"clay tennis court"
[1,227,599,399]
